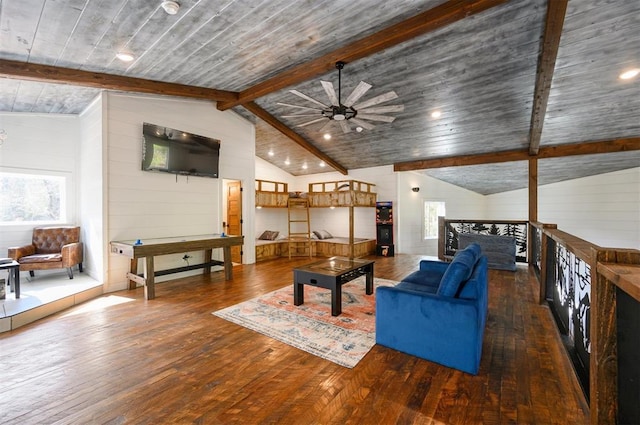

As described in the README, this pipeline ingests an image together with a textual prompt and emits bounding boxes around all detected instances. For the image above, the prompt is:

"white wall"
[486,188,529,220]
[486,167,640,249]
[0,113,81,274]
[397,171,486,255]
[105,93,255,292]
[78,95,106,281]
[539,167,640,249]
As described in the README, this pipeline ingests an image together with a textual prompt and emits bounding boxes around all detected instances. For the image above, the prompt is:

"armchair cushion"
[18,253,62,264]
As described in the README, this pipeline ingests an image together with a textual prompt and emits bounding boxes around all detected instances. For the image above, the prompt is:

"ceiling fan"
[278,61,404,134]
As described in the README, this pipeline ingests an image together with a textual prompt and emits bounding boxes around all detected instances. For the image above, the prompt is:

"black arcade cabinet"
[376,201,394,256]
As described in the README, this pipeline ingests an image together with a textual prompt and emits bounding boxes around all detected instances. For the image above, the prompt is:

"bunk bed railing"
[307,179,376,208]
[255,179,289,208]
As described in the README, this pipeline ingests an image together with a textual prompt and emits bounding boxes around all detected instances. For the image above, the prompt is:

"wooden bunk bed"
[255,179,377,262]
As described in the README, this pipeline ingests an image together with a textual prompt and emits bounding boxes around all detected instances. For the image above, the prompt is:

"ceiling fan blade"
[282,114,322,118]
[320,81,340,106]
[290,90,328,108]
[339,120,351,134]
[358,104,404,114]
[350,118,375,130]
[353,90,398,110]
[277,102,323,112]
[343,81,372,107]
[318,119,335,133]
[356,113,396,123]
[297,117,328,127]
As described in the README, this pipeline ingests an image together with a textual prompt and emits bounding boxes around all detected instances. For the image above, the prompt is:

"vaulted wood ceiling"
[1,0,638,194]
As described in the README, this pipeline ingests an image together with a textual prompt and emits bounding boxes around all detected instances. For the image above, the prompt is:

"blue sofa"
[376,243,489,374]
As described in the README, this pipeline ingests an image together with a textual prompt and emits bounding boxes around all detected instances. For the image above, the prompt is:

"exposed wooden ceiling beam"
[528,0,568,155]
[394,149,530,171]
[393,137,640,171]
[217,0,509,111]
[0,59,238,102]
[242,102,348,175]
[537,137,640,159]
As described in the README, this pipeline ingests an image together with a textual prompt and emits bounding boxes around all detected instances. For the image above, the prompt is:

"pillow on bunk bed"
[258,230,280,241]
[313,230,333,240]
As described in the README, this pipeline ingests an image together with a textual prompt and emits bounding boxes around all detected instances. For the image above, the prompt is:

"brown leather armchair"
[8,226,84,279]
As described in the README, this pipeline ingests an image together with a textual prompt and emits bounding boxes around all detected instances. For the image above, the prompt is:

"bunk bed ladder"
[288,197,312,259]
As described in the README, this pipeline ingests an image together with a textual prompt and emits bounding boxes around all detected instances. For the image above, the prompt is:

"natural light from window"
[424,201,446,239]
[0,171,66,224]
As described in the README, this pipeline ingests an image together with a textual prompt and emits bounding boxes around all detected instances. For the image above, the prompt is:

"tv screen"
[142,123,220,178]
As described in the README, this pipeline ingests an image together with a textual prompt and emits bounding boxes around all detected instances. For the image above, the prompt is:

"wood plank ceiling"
[0,0,638,194]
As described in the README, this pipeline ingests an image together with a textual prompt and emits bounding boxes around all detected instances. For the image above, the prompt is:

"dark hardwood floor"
[0,254,589,424]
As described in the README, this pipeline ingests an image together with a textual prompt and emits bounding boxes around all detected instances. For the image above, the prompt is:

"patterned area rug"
[212,276,397,368]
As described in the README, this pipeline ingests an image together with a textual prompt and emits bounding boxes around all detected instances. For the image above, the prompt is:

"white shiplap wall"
[485,167,640,249]
[397,172,486,255]
[78,95,106,281]
[539,168,640,249]
[105,93,255,292]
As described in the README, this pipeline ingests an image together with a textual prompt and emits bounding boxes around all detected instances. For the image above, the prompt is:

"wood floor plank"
[0,255,589,424]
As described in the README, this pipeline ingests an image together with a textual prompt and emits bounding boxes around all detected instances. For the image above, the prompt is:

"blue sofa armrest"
[376,286,485,375]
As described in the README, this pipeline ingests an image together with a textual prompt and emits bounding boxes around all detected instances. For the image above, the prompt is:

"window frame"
[423,200,446,240]
[0,167,72,227]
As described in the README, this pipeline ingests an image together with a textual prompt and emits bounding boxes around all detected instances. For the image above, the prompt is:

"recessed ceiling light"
[267,150,274,156]
[619,68,639,80]
[319,161,326,167]
[161,1,180,15]
[116,52,134,62]
[323,133,331,140]
[431,110,442,119]
[302,163,308,170]
[284,158,290,166]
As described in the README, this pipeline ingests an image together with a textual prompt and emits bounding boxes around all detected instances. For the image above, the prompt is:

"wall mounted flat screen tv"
[142,123,220,178]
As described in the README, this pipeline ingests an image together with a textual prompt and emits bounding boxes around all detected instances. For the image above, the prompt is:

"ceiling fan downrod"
[332,61,355,121]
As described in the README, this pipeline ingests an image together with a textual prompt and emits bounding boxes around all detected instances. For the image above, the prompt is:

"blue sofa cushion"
[400,269,442,288]
[463,242,482,262]
[437,249,476,297]
[395,281,438,294]
[457,278,478,299]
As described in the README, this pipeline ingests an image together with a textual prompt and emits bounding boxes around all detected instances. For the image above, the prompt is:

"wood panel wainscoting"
[0,255,588,424]
[255,239,377,262]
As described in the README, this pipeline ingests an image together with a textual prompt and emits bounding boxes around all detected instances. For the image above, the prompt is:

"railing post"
[539,223,557,303]
[591,248,640,425]
[438,216,445,260]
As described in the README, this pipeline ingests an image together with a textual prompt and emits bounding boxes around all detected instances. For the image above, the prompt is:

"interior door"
[226,181,243,263]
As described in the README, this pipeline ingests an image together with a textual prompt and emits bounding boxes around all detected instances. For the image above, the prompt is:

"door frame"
[223,178,244,264]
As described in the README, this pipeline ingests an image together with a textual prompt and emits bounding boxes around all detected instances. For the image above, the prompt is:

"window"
[424,201,445,239]
[0,171,67,224]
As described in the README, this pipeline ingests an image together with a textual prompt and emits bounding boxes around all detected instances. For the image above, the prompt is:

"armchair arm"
[376,286,484,374]
[7,244,36,260]
[61,242,84,267]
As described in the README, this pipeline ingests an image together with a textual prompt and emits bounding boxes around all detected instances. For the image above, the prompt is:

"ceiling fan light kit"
[279,61,404,134]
